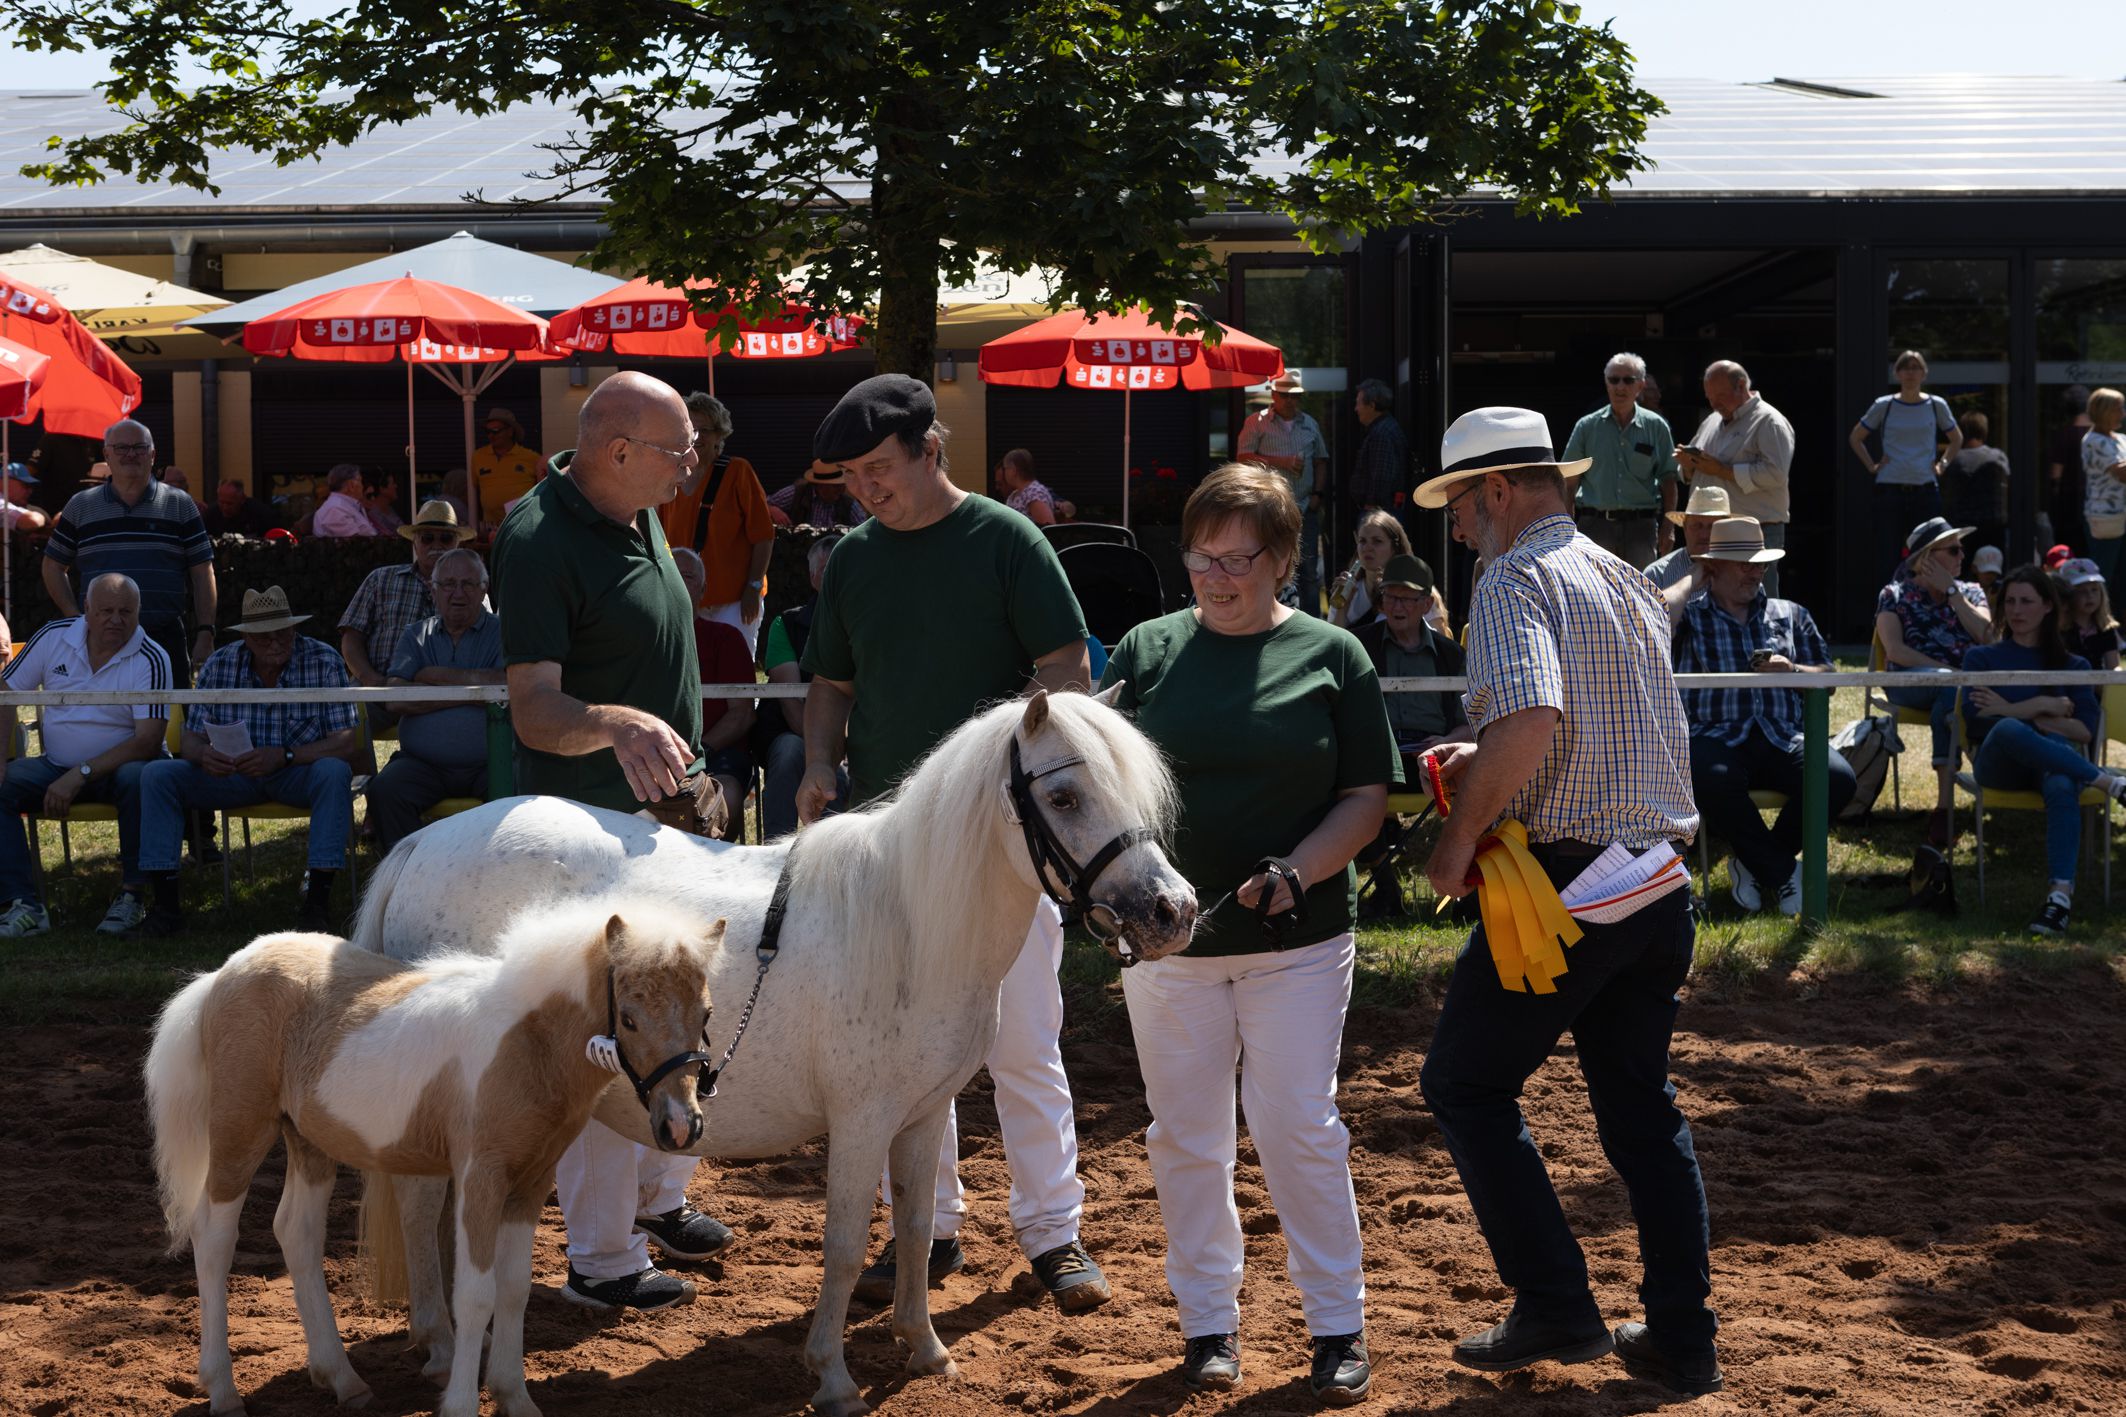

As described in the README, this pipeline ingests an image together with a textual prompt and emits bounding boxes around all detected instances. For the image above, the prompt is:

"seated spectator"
[2057,558,2122,670]
[1963,565,2126,936]
[0,574,173,937]
[1971,544,2004,619]
[1327,509,1411,629]
[1877,517,1991,848]
[769,461,869,529]
[310,463,377,538]
[995,448,1058,526]
[758,534,845,839]
[368,549,504,852]
[340,499,471,697]
[137,586,359,936]
[438,466,471,527]
[1351,553,1470,916]
[1646,482,1729,621]
[204,478,274,538]
[674,548,756,841]
[1673,517,1854,915]
[3,461,49,534]
[160,464,206,516]
[363,467,405,537]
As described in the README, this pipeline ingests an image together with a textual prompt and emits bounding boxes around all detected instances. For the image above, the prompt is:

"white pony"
[350,689,1196,1416]
[145,904,721,1417]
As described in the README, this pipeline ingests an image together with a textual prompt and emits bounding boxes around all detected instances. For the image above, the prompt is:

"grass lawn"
[5,671,2123,1027]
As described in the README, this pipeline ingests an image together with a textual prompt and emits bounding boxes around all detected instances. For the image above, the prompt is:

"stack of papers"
[1560,843,1691,926]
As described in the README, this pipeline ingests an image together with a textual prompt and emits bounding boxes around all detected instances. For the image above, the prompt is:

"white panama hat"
[1414,406,1591,509]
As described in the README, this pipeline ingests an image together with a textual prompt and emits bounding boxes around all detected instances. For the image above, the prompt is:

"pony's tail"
[358,1172,409,1307]
[349,835,416,956]
[144,971,219,1255]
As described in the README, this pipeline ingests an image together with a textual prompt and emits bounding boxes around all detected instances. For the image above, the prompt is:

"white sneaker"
[1776,863,1802,917]
[0,898,51,938]
[95,892,146,936]
[1728,857,1762,913]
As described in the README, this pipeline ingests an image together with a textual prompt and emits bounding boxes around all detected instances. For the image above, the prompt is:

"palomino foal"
[146,903,720,1417]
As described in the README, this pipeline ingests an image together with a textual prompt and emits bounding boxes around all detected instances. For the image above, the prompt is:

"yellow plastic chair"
[1868,632,1936,809]
[421,796,483,825]
[218,704,363,905]
[27,707,185,885]
[1697,790,1791,906]
[1953,690,2111,908]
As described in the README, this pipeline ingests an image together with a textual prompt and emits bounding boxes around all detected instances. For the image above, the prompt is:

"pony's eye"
[620,1012,639,1031]
[1047,789,1078,812]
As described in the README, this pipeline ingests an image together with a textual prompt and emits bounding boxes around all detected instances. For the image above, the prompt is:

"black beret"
[813,373,936,465]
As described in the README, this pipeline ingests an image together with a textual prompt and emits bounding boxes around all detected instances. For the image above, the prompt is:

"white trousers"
[1120,933,1365,1339]
[554,1121,701,1280]
[886,898,1085,1259]
[702,598,762,658]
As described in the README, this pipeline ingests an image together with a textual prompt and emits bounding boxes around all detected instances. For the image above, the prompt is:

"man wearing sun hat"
[470,405,542,524]
[1673,516,1851,916]
[339,499,478,696]
[1410,407,1721,1396]
[1642,482,1730,609]
[767,459,868,529]
[136,585,360,937]
[1240,370,1328,612]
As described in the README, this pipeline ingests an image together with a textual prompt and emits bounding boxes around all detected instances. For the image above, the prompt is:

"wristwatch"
[283,747,296,767]
[77,763,91,782]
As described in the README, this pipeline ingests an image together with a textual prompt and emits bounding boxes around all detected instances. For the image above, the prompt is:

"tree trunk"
[869,92,945,382]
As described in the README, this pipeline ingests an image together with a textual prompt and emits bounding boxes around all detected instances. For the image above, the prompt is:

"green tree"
[8,0,1661,378]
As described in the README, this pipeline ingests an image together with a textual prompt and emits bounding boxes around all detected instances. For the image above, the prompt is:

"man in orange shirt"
[659,392,773,655]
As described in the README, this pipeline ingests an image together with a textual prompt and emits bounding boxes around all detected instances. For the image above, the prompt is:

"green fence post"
[1802,686,1829,928]
[486,701,515,798]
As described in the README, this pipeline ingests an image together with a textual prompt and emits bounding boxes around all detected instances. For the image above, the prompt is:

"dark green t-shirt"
[491,469,704,813]
[1103,609,1401,957]
[802,494,1087,805]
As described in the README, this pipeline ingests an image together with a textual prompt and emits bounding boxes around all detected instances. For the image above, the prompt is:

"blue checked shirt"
[1464,514,1698,847]
[339,563,436,670]
[1673,590,1829,750]
[191,635,357,749]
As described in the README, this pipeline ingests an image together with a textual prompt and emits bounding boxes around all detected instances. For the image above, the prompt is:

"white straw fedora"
[1666,483,1731,527]
[227,585,313,633]
[1698,516,1785,564]
[1414,407,1591,509]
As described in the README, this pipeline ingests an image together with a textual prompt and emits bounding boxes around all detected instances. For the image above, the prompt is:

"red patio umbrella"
[0,336,51,422]
[979,307,1284,525]
[239,276,550,528]
[0,271,142,439]
[547,277,865,395]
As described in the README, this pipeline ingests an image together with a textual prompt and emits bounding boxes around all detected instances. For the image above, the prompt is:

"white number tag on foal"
[585,1035,624,1073]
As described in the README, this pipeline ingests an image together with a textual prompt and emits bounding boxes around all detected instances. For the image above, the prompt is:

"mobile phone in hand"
[1749,648,1775,668]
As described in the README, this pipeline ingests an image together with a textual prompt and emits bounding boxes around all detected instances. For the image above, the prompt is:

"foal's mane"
[787,693,1176,1003]
[414,900,699,1017]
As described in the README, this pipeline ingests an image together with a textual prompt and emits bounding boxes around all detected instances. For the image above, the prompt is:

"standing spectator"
[491,370,731,1311]
[2080,388,2126,583]
[1849,351,1961,578]
[366,547,503,852]
[2,461,49,533]
[1963,565,2126,936]
[309,463,376,538]
[362,467,405,537]
[797,374,1109,1315]
[470,406,542,526]
[2057,559,2122,670]
[1100,464,1394,1400]
[1940,411,2009,560]
[0,574,173,936]
[767,462,868,529]
[1972,544,2005,619]
[660,392,773,657]
[204,478,273,538]
[672,547,756,842]
[1679,361,1792,595]
[2046,384,2092,554]
[1645,483,1730,607]
[339,501,470,691]
[1326,509,1412,630]
[1351,378,1409,561]
[1672,517,1854,916]
[1561,351,1679,568]
[136,586,359,936]
[44,419,217,680]
[1240,374,1328,613]
[1877,517,1991,848]
[1413,406,1719,1398]
[994,448,1060,526]
[759,533,845,839]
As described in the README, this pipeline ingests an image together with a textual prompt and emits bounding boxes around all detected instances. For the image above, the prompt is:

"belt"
[1578,506,1658,521]
[1526,836,1689,883]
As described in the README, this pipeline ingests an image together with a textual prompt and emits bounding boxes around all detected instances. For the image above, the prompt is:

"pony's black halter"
[1004,738,1158,966]
[605,970,714,1148]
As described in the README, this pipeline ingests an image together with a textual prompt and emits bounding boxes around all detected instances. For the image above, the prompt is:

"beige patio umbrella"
[0,243,229,340]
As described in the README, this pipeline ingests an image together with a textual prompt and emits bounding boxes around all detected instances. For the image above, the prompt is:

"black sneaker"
[633,1206,735,1263]
[1612,1321,1724,1395]
[560,1265,695,1312]
[1310,1331,1372,1405]
[851,1236,964,1305]
[1180,1332,1242,1392]
[1451,1311,1613,1372]
[1028,1240,1111,1313]
[2029,891,2072,937]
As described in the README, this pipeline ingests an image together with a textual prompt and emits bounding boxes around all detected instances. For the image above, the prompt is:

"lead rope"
[699,848,794,1099]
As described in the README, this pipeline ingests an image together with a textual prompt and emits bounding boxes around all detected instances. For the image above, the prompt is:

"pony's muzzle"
[654,1097,704,1151]
[1105,886,1197,962]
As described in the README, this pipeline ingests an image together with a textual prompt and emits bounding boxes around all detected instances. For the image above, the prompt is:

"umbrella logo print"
[781,332,805,356]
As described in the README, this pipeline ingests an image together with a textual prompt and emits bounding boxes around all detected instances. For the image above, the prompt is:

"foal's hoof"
[420,1348,454,1385]
[905,1352,957,1380]
[811,1392,870,1417]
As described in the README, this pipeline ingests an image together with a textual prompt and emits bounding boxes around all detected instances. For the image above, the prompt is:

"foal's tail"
[348,835,416,956]
[357,1172,408,1306]
[144,970,219,1255]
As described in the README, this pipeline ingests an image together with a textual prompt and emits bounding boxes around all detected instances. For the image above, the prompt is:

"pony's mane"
[413,899,701,1015]
[786,692,1177,1003]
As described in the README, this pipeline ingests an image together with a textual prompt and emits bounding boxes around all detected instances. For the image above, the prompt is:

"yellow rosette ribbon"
[1438,819,1583,993]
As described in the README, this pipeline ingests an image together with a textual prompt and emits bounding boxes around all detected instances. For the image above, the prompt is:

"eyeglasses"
[1181,545,1272,576]
[414,531,460,546]
[1443,481,1480,513]
[1605,375,1641,386]
[105,442,153,455]
[619,434,696,461]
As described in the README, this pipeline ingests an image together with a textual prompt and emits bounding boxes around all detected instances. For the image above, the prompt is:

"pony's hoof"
[810,1391,870,1417]
[496,1392,543,1417]
[420,1350,454,1385]
[337,1385,374,1410]
[904,1351,956,1379]
[208,1402,246,1417]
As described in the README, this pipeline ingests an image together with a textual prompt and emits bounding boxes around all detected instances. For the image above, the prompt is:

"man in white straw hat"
[1240,370,1328,612]
[1643,482,1730,612]
[1671,516,1851,916]
[339,498,478,698]
[136,585,360,937]
[1411,407,1721,1396]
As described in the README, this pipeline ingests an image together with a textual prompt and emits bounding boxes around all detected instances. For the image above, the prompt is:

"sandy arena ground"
[2,963,2122,1416]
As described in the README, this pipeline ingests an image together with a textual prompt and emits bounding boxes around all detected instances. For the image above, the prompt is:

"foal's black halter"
[1004,738,1158,966]
[605,970,714,1147]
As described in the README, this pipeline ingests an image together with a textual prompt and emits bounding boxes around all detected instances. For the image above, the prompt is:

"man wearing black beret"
[797,372,1110,1313]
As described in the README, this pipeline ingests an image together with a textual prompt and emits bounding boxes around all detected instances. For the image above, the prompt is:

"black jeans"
[1873,482,1942,585]
[1419,867,1716,1353]
[1690,727,1858,892]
